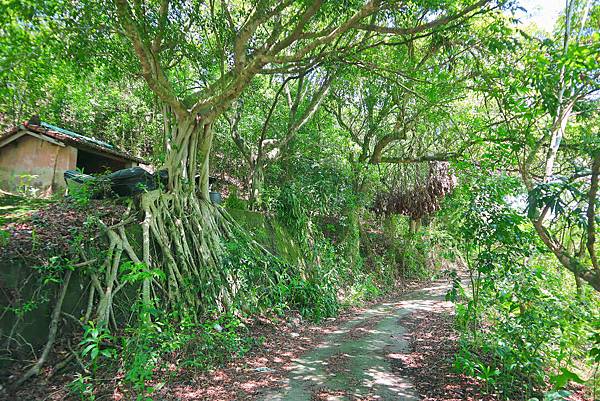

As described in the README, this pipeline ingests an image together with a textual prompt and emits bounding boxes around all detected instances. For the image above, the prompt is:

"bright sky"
[516,0,564,32]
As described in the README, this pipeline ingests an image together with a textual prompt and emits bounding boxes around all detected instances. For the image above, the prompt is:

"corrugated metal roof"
[40,122,115,149]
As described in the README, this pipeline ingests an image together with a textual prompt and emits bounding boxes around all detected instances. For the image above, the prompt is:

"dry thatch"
[373,161,456,219]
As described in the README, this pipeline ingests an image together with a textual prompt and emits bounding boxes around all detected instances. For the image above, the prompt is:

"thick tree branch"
[375,153,458,164]
[269,0,381,64]
[234,1,295,71]
[151,0,170,53]
[532,217,600,292]
[268,0,324,55]
[355,0,491,36]
[587,152,600,271]
[228,105,253,166]
[274,72,335,155]
[115,0,187,118]
[257,75,297,164]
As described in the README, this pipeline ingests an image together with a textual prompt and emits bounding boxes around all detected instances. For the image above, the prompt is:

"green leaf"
[81,343,96,357]
[550,368,585,389]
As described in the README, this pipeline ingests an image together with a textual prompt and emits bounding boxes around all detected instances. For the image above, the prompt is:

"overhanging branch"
[355,0,491,36]
[376,153,458,164]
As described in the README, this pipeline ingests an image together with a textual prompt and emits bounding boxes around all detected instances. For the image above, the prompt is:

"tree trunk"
[341,206,362,267]
[382,214,398,269]
[383,214,397,248]
[532,218,600,292]
[163,115,212,199]
[248,163,265,209]
[409,217,421,234]
[122,115,291,317]
[574,272,583,299]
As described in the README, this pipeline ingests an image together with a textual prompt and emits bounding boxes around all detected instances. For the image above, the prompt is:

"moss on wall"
[227,208,305,267]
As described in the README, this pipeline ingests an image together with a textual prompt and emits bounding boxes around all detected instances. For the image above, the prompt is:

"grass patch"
[0,191,53,226]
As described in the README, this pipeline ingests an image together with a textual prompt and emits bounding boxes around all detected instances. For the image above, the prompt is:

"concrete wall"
[0,133,77,196]
[228,208,306,268]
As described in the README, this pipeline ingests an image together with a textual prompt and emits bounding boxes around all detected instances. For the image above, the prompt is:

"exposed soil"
[3,274,592,401]
[152,280,426,401]
[0,195,127,263]
[397,300,498,401]
[258,280,450,401]
[341,315,382,341]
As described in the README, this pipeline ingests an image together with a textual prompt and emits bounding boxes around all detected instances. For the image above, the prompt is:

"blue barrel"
[209,191,222,204]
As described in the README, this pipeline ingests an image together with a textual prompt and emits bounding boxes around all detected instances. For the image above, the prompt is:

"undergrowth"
[3,187,436,401]
[444,176,600,401]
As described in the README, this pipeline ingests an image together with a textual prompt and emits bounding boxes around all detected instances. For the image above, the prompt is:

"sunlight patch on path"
[259,280,453,401]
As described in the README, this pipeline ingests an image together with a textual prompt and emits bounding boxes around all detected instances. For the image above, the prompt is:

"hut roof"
[0,118,145,164]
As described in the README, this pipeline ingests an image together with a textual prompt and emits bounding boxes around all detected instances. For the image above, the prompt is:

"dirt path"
[259,279,452,401]
[6,280,453,401]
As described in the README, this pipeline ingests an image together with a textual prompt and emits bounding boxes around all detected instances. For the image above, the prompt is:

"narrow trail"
[259,280,453,401]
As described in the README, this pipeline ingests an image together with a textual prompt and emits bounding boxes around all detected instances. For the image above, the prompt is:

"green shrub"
[445,177,599,399]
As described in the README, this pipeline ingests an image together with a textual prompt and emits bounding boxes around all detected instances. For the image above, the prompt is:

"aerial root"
[12,270,72,388]
[11,190,283,388]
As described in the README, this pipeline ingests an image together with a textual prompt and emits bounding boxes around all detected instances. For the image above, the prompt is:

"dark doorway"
[76,149,128,174]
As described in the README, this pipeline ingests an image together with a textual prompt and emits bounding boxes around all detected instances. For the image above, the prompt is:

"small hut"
[0,116,143,196]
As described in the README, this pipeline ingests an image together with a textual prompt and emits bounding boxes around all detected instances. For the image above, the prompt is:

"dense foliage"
[0,0,598,400]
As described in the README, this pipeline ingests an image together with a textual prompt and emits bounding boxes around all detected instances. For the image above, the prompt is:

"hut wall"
[0,133,77,196]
